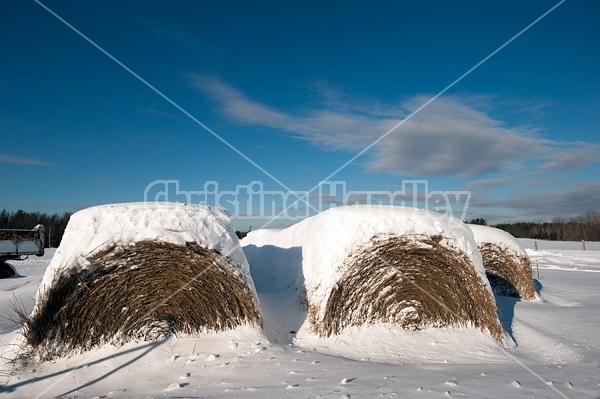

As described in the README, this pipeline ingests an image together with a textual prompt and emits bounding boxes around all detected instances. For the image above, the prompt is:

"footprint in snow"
[165,382,188,391]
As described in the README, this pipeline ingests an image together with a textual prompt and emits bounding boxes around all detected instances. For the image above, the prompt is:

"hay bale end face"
[478,243,537,300]
[24,240,261,360]
[311,234,503,341]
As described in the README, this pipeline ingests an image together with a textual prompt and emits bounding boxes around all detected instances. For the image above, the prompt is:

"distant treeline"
[491,211,600,241]
[0,209,72,248]
[2,209,599,248]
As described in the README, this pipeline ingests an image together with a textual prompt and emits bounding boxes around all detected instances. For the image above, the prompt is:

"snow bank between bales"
[35,202,254,312]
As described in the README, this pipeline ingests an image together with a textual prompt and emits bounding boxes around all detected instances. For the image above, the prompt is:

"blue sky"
[1,0,598,228]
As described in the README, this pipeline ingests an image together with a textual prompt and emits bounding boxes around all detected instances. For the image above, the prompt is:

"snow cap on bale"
[243,205,503,342]
[469,224,537,300]
[36,202,254,299]
[26,202,261,360]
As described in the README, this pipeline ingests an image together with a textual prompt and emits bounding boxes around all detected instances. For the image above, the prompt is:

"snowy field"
[1,239,599,398]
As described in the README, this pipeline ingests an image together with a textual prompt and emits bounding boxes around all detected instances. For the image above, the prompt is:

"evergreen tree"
[468,217,487,226]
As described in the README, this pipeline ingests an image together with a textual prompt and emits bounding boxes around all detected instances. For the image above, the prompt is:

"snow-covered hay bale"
[243,206,503,342]
[22,203,260,360]
[469,225,536,300]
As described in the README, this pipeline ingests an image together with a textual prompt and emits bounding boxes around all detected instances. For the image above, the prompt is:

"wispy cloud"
[467,176,517,188]
[471,181,600,220]
[496,96,554,120]
[191,76,599,177]
[192,75,394,151]
[538,144,599,171]
[0,154,54,166]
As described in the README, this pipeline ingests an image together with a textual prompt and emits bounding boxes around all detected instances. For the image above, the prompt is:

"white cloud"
[192,76,599,177]
[368,96,539,175]
[0,154,53,166]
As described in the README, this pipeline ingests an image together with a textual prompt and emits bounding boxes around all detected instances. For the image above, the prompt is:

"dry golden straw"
[22,240,261,360]
[310,234,503,341]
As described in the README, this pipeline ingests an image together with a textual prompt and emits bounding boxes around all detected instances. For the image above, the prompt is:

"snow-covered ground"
[1,239,599,398]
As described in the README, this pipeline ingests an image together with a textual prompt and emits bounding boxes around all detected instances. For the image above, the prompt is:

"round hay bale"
[478,243,536,299]
[313,234,503,341]
[23,240,261,360]
[468,225,536,300]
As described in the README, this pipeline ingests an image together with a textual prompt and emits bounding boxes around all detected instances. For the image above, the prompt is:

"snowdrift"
[243,206,503,344]
[23,203,261,360]
[469,225,537,300]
